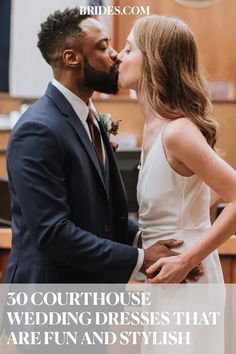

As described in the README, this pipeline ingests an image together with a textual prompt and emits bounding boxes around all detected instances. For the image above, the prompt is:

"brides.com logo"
[79,6,151,16]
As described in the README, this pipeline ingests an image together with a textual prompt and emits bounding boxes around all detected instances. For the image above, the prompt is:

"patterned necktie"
[86,109,104,166]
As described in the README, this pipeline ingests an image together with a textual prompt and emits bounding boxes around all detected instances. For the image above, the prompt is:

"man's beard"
[83,57,119,94]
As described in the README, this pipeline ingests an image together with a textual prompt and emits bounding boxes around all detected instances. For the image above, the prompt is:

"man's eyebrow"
[95,37,110,45]
[126,40,132,46]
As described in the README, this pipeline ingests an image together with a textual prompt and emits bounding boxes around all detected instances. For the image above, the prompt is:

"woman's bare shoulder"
[164,117,205,150]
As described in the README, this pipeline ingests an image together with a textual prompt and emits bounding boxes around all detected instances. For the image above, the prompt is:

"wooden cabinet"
[219,236,236,283]
[0,129,10,177]
[0,228,11,282]
[0,151,7,177]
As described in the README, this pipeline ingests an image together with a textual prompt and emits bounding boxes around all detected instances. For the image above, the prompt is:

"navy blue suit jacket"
[6,83,138,283]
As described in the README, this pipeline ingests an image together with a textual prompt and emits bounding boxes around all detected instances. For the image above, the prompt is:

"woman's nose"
[116,51,123,62]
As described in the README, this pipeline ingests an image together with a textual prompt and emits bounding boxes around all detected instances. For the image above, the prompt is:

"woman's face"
[117,30,142,91]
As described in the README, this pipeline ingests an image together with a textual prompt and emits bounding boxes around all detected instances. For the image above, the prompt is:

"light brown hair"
[133,15,218,149]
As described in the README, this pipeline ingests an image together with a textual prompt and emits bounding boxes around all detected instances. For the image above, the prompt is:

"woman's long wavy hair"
[133,15,218,149]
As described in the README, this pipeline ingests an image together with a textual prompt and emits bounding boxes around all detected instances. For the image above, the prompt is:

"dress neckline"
[140,123,168,171]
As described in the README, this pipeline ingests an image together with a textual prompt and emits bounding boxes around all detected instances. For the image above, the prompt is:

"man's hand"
[140,239,204,282]
[140,239,183,275]
[185,263,204,282]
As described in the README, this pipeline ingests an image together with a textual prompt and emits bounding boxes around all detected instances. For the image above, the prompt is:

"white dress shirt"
[51,79,144,280]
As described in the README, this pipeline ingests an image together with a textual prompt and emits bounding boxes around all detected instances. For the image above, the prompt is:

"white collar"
[51,79,99,124]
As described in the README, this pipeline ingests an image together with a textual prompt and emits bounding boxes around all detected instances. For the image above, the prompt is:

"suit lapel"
[66,113,107,190]
[45,83,107,194]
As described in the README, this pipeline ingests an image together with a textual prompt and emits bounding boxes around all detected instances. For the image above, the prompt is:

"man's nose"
[109,47,118,61]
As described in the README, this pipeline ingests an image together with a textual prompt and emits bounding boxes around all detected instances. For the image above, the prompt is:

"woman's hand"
[146,254,195,284]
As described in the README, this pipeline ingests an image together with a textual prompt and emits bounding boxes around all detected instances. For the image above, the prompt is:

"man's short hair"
[37,8,91,65]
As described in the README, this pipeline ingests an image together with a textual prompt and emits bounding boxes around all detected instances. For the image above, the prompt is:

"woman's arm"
[210,189,221,207]
[147,118,236,283]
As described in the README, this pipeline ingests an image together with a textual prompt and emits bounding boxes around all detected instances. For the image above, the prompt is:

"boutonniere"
[99,113,121,152]
[99,113,121,136]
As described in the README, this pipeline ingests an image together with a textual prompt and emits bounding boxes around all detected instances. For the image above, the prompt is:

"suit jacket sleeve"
[7,121,138,283]
[128,218,139,244]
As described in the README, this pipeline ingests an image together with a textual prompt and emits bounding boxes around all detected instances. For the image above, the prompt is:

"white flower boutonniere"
[99,113,121,136]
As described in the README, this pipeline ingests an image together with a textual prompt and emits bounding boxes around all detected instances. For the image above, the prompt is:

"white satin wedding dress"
[137,124,224,283]
[137,124,225,354]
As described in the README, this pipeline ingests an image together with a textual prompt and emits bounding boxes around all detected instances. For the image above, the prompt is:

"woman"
[117,15,236,283]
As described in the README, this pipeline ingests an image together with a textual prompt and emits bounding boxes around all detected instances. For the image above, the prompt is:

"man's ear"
[63,49,81,67]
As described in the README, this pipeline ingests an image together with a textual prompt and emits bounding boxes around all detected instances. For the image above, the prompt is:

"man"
[6,8,188,284]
